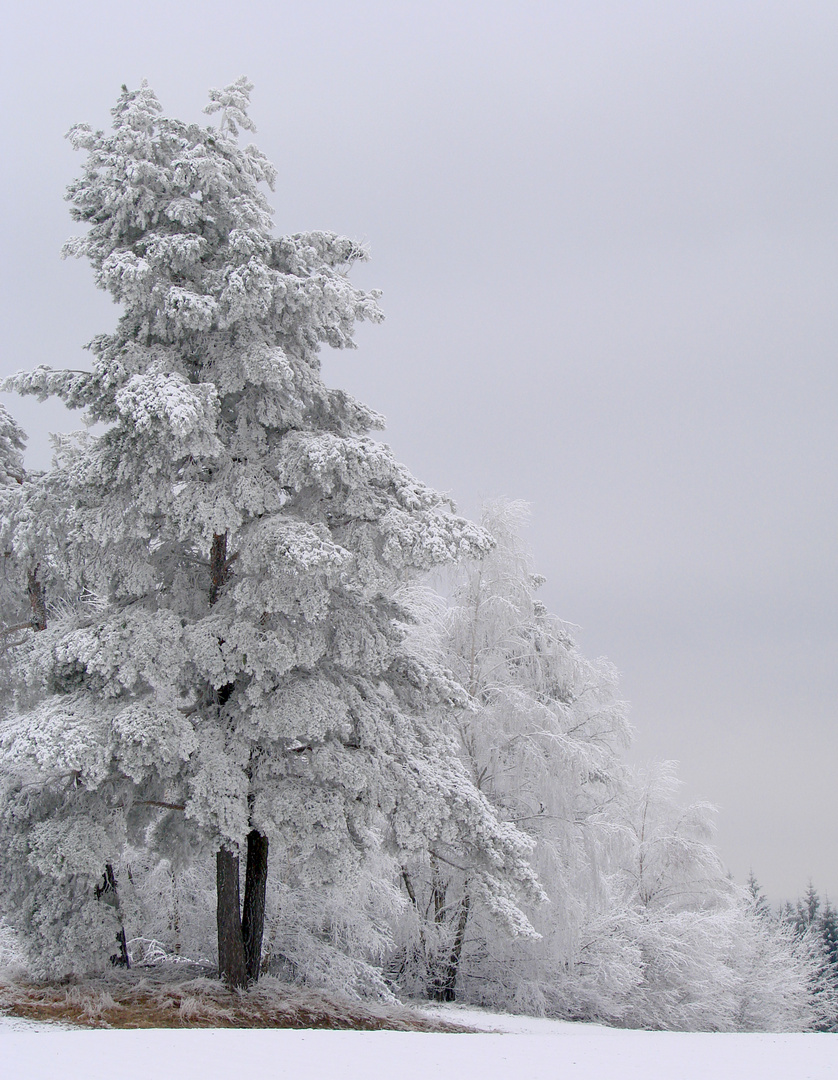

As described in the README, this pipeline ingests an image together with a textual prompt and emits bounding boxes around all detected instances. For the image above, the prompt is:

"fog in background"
[1,1,836,904]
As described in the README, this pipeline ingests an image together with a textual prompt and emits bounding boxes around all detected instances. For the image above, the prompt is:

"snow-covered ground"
[2,1008,837,1080]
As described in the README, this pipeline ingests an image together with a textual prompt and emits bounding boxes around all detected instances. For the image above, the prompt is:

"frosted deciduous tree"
[396,500,630,1007]
[390,511,818,1030]
[615,761,728,914]
[0,80,540,985]
[595,763,818,1031]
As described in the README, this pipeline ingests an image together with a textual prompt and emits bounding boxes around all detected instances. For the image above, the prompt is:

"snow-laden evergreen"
[0,79,540,984]
[0,405,25,488]
[0,406,29,645]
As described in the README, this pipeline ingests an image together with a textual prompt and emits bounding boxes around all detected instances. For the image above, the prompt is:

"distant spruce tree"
[781,882,838,1030]
[746,871,771,920]
[817,901,838,1031]
[803,882,822,927]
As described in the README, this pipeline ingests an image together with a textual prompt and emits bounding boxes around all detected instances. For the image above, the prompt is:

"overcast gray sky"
[1,0,836,904]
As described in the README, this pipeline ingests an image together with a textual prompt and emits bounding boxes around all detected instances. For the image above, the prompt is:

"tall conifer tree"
[0,80,540,984]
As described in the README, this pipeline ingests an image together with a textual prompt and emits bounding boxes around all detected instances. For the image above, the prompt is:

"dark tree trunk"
[96,863,131,968]
[216,847,247,988]
[241,830,269,983]
[170,867,182,955]
[27,564,47,631]
[209,533,254,988]
[209,532,229,608]
[440,891,471,1001]
[430,855,446,925]
[216,837,269,987]
[429,890,471,1002]
[401,868,418,909]
[115,924,131,969]
[399,867,428,982]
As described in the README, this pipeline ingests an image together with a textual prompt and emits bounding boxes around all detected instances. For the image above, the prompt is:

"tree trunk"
[440,891,471,1001]
[171,867,181,955]
[27,564,46,631]
[429,890,471,1002]
[210,534,254,988]
[209,533,229,608]
[430,854,446,924]
[399,867,429,985]
[241,830,269,983]
[216,847,247,988]
[95,863,130,968]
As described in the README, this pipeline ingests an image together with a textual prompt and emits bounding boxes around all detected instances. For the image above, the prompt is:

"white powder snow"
[1,1011,836,1080]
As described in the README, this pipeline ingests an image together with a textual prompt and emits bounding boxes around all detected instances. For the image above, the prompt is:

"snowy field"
[2,1008,837,1080]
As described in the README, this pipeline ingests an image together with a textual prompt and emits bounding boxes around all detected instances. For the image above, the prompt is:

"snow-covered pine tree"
[0,410,136,972]
[801,883,822,929]
[726,880,818,1032]
[781,884,838,1030]
[0,405,30,650]
[0,405,25,489]
[0,79,541,985]
[0,404,30,742]
[816,901,838,1030]
[0,406,57,687]
[746,870,771,920]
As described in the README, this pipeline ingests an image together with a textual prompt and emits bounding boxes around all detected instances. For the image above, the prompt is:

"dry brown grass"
[0,968,471,1032]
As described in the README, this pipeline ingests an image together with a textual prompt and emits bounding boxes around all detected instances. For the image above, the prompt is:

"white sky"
[1,0,836,904]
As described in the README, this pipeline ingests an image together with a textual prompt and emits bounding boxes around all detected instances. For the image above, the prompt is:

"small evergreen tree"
[782,884,838,1031]
[803,882,822,927]
[0,405,29,656]
[817,901,838,1030]
[821,902,838,977]
[746,871,771,920]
